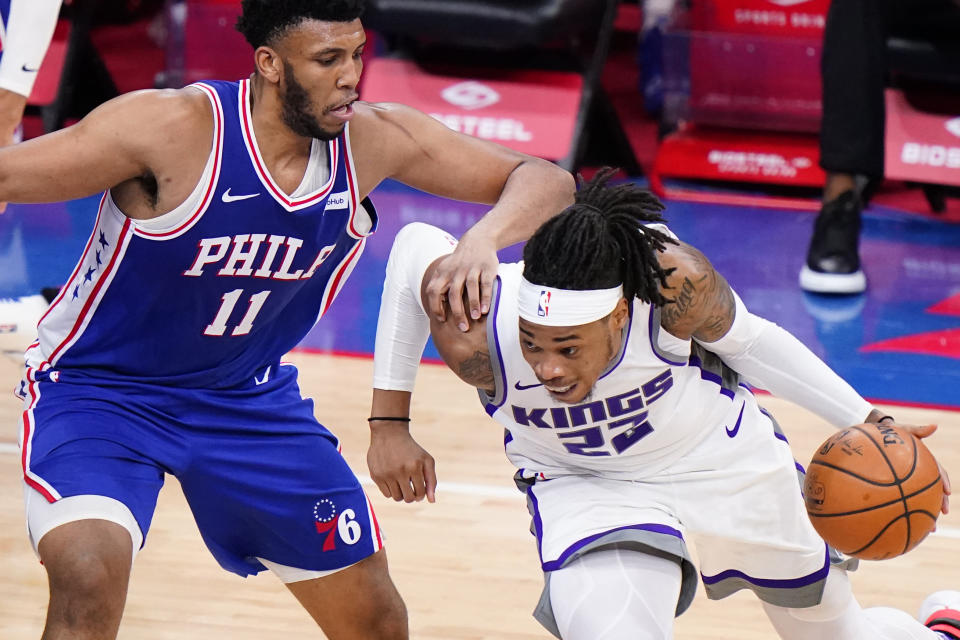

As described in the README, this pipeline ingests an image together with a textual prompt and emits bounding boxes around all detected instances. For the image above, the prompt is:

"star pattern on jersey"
[72,228,110,302]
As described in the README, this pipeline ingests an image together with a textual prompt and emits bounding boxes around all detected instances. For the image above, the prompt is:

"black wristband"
[368,416,411,423]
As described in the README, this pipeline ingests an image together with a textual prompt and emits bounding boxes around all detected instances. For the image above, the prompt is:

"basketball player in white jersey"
[0,0,63,150]
[368,170,958,639]
[0,1,574,638]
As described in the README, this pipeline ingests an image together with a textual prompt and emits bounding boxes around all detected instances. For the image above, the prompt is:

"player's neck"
[246,75,313,196]
[248,76,313,164]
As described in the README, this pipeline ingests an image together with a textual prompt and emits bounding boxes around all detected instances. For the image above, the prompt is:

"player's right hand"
[367,421,437,503]
[424,230,497,332]
[902,423,951,515]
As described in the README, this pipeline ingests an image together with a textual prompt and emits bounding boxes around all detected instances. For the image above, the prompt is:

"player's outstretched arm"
[656,241,876,428]
[0,87,211,207]
[350,102,575,331]
[368,223,496,503]
[656,245,959,509]
[660,243,950,513]
[658,240,950,513]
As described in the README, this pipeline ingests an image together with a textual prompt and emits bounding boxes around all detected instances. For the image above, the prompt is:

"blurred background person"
[800,0,960,295]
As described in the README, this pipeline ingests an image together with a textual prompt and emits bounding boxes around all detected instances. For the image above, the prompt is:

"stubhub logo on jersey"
[324,191,350,210]
[511,369,673,456]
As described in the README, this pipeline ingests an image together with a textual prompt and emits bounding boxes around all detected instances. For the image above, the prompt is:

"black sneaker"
[799,189,866,294]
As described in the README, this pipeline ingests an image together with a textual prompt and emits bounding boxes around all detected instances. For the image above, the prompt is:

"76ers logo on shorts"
[538,290,551,317]
[313,498,363,551]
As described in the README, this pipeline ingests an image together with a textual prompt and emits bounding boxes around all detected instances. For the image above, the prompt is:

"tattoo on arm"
[660,273,705,330]
[660,245,736,341]
[699,270,735,341]
[457,350,495,391]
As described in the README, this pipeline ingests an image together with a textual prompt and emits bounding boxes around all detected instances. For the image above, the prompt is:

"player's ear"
[610,297,630,330]
[254,46,282,84]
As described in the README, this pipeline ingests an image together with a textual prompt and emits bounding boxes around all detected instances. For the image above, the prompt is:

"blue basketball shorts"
[17,362,383,577]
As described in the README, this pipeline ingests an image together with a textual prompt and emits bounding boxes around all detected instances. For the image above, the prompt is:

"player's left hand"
[424,230,497,332]
[367,421,437,503]
[902,423,951,515]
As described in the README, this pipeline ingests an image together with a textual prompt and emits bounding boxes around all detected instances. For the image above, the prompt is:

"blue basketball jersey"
[26,79,377,387]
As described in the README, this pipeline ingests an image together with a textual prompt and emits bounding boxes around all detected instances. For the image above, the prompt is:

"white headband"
[517,277,623,327]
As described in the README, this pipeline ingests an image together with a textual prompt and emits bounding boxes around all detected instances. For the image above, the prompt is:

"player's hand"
[367,421,437,503]
[902,423,951,515]
[424,230,497,332]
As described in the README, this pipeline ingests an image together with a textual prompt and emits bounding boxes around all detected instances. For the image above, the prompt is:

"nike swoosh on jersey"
[254,365,271,385]
[514,380,543,391]
[21,64,38,73]
[725,402,746,438]
[221,188,261,203]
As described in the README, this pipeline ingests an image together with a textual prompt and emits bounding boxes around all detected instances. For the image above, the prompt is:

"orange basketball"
[803,423,943,560]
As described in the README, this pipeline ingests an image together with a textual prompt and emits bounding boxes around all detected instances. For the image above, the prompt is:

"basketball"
[804,423,943,560]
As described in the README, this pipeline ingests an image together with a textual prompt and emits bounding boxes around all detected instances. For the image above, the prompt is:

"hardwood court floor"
[1,352,957,639]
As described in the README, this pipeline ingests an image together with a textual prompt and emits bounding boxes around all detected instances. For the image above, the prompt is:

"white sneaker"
[799,264,867,294]
[919,590,960,638]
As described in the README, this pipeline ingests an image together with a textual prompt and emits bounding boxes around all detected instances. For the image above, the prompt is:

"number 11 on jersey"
[205,289,271,336]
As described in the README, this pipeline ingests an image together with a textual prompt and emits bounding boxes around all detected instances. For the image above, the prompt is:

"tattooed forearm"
[458,350,496,391]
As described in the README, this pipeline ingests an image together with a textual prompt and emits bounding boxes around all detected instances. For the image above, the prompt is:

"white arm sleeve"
[0,0,63,97]
[696,292,874,428]
[372,222,459,391]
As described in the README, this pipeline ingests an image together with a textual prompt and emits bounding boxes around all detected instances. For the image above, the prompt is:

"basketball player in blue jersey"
[0,0,575,637]
[368,170,958,640]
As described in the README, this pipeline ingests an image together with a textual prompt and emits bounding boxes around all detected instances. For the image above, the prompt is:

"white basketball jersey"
[483,262,751,481]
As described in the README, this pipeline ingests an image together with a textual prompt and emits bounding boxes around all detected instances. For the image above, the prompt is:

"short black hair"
[236,0,365,49]
[522,168,677,307]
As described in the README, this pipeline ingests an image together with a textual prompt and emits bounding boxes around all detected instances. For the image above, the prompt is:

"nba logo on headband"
[538,290,551,317]
[518,277,622,326]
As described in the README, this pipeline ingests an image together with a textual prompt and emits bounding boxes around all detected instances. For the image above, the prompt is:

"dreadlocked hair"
[236,0,365,49]
[522,167,677,308]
